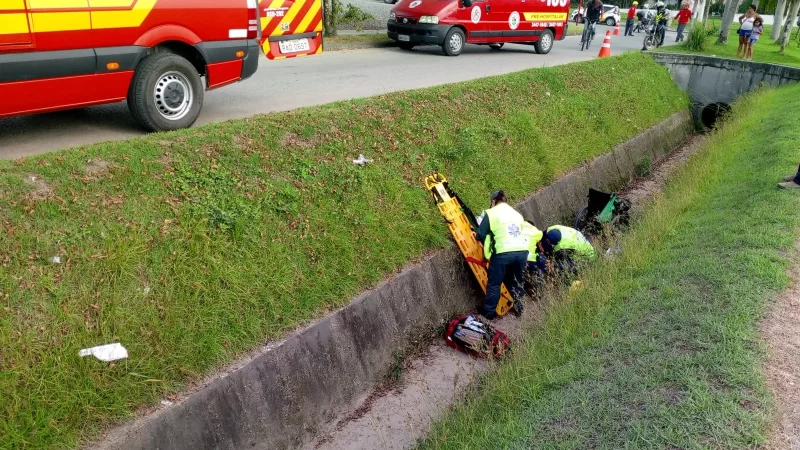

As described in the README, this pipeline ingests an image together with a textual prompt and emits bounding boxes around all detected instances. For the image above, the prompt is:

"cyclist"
[586,0,603,27]
[583,0,603,44]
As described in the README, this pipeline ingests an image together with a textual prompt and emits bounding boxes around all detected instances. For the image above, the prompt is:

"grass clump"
[0,53,686,449]
[683,24,708,52]
[419,84,800,449]
[633,155,652,178]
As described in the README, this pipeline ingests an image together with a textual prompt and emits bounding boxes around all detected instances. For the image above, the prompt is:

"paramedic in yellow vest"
[475,190,529,319]
[523,220,546,273]
[523,220,546,297]
[539,225,596,274]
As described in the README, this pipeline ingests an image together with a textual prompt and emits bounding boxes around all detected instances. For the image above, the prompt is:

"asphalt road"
[0,26,675,159]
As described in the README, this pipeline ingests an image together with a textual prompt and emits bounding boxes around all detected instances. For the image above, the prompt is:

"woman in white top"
[737,4,757,58]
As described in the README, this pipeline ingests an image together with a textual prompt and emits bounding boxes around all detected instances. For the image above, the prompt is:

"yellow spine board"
[424,174,514,317]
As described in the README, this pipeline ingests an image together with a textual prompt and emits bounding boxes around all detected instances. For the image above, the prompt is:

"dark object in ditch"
[444,314,510,358]
[574,188,631,236]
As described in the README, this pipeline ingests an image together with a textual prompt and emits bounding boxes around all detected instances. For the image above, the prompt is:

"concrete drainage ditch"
[650,53,800,130]
[312,133,710,450]
[90,111,693,450]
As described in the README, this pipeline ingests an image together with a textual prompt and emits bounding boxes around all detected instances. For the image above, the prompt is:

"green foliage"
[634,155,652,177]
[706,21,720,36]
[338,2,372,25]
[169,163,259,235]
[419,84,800,449]
[684,24,709,51]
[658,23,800,68]
[324,0,372,35]
[0,54,687,450]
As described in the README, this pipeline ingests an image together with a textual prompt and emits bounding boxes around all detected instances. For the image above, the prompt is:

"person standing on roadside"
[475,190,529,319]
[625,1,639,36]
[744,17,763,60]
[737,5,757,58]
[674,2,692,42]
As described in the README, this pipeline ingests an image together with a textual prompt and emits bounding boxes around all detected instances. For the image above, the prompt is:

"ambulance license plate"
[398,34,410,42]
[279,38,310,54]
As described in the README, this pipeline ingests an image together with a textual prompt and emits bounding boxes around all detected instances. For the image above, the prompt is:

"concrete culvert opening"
[700,102,731,129]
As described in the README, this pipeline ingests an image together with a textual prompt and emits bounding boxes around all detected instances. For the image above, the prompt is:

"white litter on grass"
[160,400,174,406]
[545,91,551,97]
[50,256,62,264]
[142,285,151,296]
[352,154,374,166]
[79,343,128,362]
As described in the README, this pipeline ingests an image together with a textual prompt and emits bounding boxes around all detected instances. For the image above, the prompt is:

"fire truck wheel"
[441,27,465,56]
[534,29,554,55]
[128,53,204,132]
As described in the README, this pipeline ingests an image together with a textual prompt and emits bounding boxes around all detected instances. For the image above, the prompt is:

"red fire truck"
[0,0,323,131]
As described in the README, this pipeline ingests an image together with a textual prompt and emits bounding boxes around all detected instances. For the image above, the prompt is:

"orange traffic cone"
[598,31,612,58]
[614,21,620,35]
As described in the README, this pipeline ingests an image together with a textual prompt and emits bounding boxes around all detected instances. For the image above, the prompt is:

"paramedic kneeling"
[475,190,529,319]
[539,225,597,275]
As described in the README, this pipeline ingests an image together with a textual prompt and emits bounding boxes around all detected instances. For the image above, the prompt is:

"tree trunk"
[703,0,713,25]
[779,0,800,52]
[717,0,745,43]
[773,0,788,39]
[323,0,338,37]
[695,0,707,22]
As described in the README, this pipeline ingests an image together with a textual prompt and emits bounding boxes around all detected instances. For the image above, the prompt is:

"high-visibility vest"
[483,203,529,260]
[523,222,543,262]
[547,225,596,260]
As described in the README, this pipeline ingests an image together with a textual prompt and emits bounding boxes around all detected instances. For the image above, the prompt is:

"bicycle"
[581,19,597,51]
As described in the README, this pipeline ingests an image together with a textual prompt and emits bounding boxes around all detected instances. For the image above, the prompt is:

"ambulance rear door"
[0,0,32,47]
[259,0,323,60]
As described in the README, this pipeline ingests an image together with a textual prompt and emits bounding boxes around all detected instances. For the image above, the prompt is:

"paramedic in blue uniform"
[475,190,529,319]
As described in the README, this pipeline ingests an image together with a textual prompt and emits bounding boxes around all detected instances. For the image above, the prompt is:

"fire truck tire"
[128,53,204,132]
[441,27,465,56]
[534,29,554,54]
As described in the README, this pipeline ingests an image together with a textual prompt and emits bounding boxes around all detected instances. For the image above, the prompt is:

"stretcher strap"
[465,256,487,268]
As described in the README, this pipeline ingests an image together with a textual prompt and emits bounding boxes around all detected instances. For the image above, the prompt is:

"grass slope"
[0,53,685,449]
[662,23,800,67]
[419,84,800,449]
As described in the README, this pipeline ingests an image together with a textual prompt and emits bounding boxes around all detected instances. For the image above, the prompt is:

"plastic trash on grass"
[79,343,128,362]
[352,154,374,166]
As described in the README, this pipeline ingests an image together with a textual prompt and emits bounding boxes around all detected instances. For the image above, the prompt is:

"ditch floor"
[762,239,800,450]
